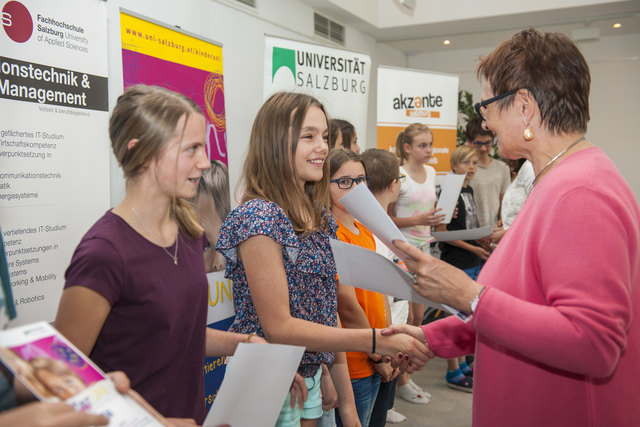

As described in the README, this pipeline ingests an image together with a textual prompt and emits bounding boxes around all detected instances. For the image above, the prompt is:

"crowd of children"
[1,85,510,427]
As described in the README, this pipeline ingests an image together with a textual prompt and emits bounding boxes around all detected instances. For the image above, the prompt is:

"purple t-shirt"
[64,211,208,422]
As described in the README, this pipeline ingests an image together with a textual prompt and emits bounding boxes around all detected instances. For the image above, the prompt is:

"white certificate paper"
[204,343,305,427]
[0,322,162,426]
[330,239,470,322]
[437,173,465,224]
[338,184,409,261]
[431,225,493,242]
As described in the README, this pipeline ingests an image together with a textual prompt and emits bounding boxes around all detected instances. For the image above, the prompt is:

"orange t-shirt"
[336,220,387,379]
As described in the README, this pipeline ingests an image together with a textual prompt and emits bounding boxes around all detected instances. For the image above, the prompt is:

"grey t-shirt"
[469,158,511,227]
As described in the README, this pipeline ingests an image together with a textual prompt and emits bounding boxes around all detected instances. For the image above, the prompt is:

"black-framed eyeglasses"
[330,176,371,190]
[395,175,406,183]
[474,89,518,121]
[471,140,495,147]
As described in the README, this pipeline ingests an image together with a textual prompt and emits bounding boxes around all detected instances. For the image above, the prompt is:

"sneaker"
[408,378,432,399]
[386,408,407,424]
[397,383,430,404]
[446,374,473,393]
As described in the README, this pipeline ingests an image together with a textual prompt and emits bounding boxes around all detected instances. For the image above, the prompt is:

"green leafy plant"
[457,89,476,146]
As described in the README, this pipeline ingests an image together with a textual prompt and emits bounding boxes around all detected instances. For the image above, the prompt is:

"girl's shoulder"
[232,198,285,218]
[424,164,437,177]
[218,198,297,248]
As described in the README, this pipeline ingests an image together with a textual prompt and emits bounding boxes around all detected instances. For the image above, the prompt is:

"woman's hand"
[414,208,446,226]
[375,329,432,369]
[393,240,484,313]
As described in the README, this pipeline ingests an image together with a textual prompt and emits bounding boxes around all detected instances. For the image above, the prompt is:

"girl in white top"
[389,123,445,404]
[391,123,445,251]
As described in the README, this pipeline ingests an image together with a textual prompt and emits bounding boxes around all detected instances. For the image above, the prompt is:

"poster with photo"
[0,322,162,425]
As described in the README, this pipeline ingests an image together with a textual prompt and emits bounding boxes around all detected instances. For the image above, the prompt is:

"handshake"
[375,324,436,373]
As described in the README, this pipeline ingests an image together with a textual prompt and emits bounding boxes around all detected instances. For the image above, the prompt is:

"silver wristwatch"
[469,287,486,314]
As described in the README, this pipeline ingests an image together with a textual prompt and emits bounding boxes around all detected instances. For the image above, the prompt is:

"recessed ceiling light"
[443,40,451,45]
[613,22,622,28]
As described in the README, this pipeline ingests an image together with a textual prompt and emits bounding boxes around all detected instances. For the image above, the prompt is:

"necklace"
[529,136,585,191]
[122,199,179,266]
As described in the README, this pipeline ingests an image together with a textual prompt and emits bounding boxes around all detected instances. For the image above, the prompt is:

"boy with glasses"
[465,116,511,229]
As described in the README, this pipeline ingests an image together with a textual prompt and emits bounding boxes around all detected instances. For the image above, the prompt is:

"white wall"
[105,0,406,206]
[408,32,640,200]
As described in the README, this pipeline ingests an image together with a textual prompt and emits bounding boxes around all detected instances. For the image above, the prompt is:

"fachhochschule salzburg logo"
[2,1,33,43]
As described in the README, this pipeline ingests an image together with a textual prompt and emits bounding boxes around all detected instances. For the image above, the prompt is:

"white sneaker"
[396,383,430,404]
[386,408,407,424]
[408,378,432,399]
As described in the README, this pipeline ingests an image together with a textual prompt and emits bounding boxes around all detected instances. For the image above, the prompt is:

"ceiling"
[301,0,640,54]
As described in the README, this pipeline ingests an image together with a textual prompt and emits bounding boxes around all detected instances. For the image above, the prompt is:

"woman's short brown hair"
[478,28,590,135]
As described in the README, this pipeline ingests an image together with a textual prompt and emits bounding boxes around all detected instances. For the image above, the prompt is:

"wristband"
[244,332,257,343]
[372,356,384,364]
[371,328,376,354]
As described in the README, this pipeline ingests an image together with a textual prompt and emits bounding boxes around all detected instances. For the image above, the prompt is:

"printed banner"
[377,66,459,172]
[0,0,109,324]
[204,270,235,410]
[264,36,371,145]
[120,12,232,409]
[120,10,227,164]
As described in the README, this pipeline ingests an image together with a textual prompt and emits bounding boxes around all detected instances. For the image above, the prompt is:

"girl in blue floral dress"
[216,92,429,427]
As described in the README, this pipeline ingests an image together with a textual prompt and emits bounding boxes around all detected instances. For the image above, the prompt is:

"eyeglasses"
[471,140,494,147]
[330,176,371,190]
[395,175,406,183]
[474,89,518,121]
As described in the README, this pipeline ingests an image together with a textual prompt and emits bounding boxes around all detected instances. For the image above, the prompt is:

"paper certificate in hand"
[0,322,163,426]
[338,183,409,261]
[204,343,305,427]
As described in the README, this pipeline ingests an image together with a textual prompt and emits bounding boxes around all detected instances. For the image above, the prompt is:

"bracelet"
[244,332,257,343]
[372,356,384,364]
[371,328,376,354]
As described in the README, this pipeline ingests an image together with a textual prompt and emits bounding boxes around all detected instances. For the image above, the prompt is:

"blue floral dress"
[216,198,338,377]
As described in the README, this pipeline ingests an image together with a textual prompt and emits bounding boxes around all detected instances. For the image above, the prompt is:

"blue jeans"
[336,374,381,427]
[463,264,482,280]
[318,408,336,427]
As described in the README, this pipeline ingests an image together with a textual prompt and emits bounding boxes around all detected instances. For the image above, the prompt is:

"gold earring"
[523,126,534,141]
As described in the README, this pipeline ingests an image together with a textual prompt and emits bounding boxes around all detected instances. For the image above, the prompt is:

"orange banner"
[376,126,457,173]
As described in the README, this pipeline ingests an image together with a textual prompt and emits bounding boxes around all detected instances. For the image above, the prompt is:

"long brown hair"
[242,92,331,234]
[109,84,204,238]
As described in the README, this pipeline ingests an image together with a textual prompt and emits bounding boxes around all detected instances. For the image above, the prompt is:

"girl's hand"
[320,365,338,410]
[0,402,108,427]
[415,208,446,226]
[371,359,400,382]
[338,402,362,427]
[289,373,308,410]
[471,245,491,261]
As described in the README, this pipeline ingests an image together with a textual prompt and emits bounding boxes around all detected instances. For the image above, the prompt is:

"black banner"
[0,56,108,111]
